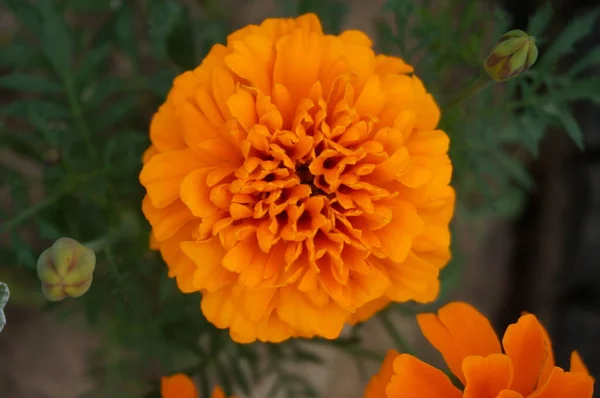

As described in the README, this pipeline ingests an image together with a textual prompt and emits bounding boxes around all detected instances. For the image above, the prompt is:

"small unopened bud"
[37,237,96,301]
[0,282,8,332]
[484,30,538,81]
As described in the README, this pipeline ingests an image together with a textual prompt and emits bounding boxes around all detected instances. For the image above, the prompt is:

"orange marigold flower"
[161,374,232,398]
[139,12,455,343]
[364,302,595,398]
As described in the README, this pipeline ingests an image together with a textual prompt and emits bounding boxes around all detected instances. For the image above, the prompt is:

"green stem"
[378,311,414,355]
[64,76,97,159]
[0,191,63,234]
[84,233,120,252]
[444,74,493,110]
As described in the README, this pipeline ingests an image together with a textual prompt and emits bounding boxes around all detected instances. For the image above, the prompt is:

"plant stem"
[64,76,97,159]
[378,311,414,355]
[0,191,63,234]
[444,74,493,110]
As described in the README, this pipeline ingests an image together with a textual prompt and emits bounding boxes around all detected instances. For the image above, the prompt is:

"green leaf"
[228,353,251,395]
[298,0,348,34]
[541,8,600,67]
[35,217,63,240]
[77,43,111,83]
[95,97,136,132]
[39,3,73,77]
[289,343,324,364]
[495,152,534,189]
[0,72,63,94]
[0,129,46,161]
[83,77,125,108]
[68,0,112,12]
[103,131,147,172]
[166,8,197,70]
[552,105,585,150]
[115,3,139,69]
[567,47,600,77]
[0,41,40,68]
[213,358,233,396]
[3,0,43,37]
[527,2,553,38]
[10,231,36,268]
[148,0,184,60]
[1,100,70,120]
[524,77,600,105]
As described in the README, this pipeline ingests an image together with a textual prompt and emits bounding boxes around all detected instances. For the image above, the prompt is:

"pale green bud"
[484,30,538,81]
[37,237,96,301]
[0,282,8,332]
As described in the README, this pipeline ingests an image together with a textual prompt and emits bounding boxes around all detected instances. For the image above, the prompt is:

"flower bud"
[37,237,96,301]
[0,282,8,332]
[484,29,538,81]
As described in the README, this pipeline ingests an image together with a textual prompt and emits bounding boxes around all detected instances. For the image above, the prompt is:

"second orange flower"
[140,13,455,342]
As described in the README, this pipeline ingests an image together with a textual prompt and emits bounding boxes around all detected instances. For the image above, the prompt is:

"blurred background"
[0,0,599,397]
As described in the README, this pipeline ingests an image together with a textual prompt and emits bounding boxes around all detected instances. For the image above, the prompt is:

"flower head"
[484,30,538,82]
[365,302,595,398]
[37,237,96,301]
[140,13,454,343]
[161,374,232,398]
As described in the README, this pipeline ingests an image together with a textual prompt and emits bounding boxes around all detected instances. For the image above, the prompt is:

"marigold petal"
[225,34,274,94]
[277,286,348,339]
[140,149,207,209]
[502,314,550,396]
[161,374,198,398]
[348,295,391,325]
[529,367,594,398]
[222,238,258,273]
[150,105,186,152]
[463,354,514,398]
[384,252,440,303]
[273,29,322,106]
[339,30,373,47]
[417,302,502,384]
[211,387,226,398]
[570,351,590,375]
[227,89,258,132]
[180,168,219,218]
[180,239,235,292]
[387,354,462,398]
[201,285,294,343]
[496,390,523,398]
[375,54,414,75]
[363,349,399,398]
[142,196,195,242]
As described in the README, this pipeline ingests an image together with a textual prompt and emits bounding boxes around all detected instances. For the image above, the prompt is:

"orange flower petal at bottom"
[386,354,462,398]
[462,354,513,398]
[161,374,198,398]
[501,314,549,396]
[529,367,594,398]
[496,390,523,398]
[570,351,591,375]
[363,349,398,398]
[416,302,502,384]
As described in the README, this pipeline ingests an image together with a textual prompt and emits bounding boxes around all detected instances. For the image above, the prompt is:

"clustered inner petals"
[140,13,455,343]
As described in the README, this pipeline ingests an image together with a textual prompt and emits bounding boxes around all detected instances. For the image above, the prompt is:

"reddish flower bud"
[484,30,538,81]
[37,237,96,301]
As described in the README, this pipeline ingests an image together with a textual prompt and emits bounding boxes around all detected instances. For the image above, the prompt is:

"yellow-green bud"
[37,237,96,301]
[484,30,538,81]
